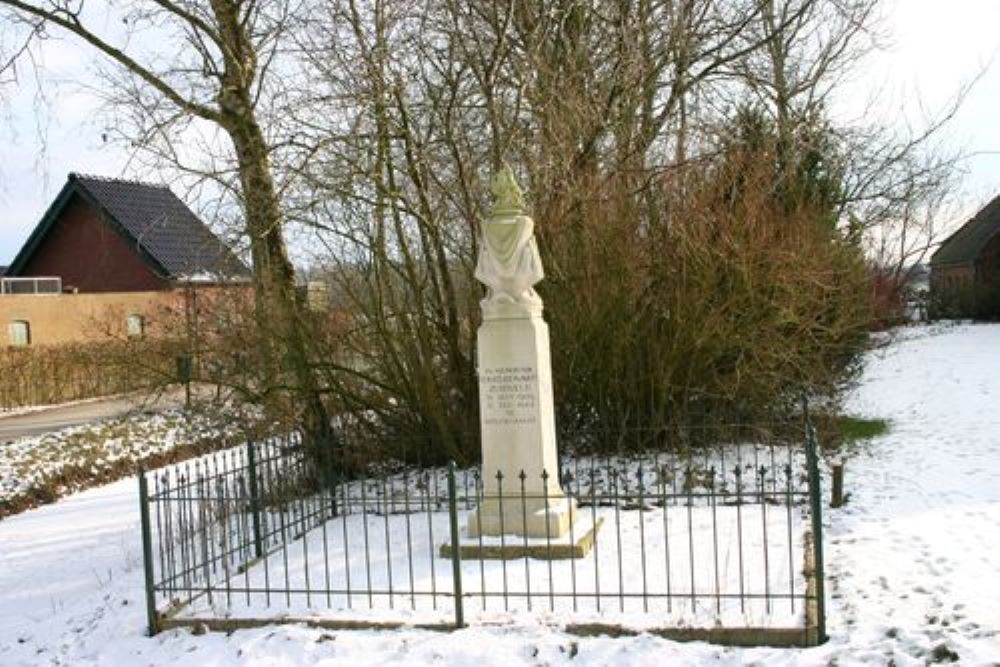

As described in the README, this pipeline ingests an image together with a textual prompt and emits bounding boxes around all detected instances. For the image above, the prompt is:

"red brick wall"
[930,265,974,291]
[18,194,168,293]
[976,233,1000,285]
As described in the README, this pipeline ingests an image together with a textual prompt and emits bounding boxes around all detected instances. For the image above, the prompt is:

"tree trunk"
[220,88,334,477]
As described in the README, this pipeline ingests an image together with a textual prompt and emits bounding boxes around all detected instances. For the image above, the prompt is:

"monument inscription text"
[481,366,538,426]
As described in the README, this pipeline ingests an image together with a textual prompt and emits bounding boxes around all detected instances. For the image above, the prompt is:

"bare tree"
[737,0,881,159]
[280,0,884,448]
[0,0,967,456]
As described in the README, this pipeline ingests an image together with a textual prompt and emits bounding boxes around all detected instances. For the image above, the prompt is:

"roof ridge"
[69,172,171,191]
[931,190,1000,266]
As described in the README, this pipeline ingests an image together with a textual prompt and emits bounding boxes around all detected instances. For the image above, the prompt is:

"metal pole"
[447,461,465,628]
[246,441,264,558]
[137,468,159,636]
[803,403,828,643]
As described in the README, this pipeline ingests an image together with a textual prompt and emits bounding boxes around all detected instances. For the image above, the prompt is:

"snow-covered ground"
[822,323,1000,664]
[0,405,260,518]
[148,436,808,631]
[180,501,804,630]
[2,323,999,665]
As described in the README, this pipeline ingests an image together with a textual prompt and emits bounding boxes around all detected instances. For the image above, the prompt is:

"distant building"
[1,173,250,346]
[930,194,1000,319]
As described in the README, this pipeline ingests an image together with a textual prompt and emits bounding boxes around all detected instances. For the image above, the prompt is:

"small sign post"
[176,354,193,410]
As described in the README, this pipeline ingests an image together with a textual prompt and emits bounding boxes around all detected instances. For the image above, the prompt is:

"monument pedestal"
[447,164,596,557]
[467,497,576,539]
[443,515,603,561]
[466,301,577,540]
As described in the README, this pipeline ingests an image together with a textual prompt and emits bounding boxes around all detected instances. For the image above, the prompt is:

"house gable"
[931,194,1000,269]
[7,173,249,292]
[14,192,169,293]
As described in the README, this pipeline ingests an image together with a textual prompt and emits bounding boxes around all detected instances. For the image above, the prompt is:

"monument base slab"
[443,515,603,560]
[466,496,577,539]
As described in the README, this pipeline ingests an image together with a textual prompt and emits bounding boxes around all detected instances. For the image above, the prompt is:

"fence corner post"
[137,467,160,637]
[446,461,465,629]
[802,402,828,644]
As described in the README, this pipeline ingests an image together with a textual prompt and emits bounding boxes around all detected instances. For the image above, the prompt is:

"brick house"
[1,173,250,346]
[930,194,1000,319]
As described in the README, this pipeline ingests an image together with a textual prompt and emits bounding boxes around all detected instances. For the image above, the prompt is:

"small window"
[126,314,146,339]
[8,320,30,347]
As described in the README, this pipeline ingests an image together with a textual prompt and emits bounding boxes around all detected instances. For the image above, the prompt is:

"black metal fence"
[138,421,826,644]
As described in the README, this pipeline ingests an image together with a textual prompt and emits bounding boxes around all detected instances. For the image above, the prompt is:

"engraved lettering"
[480,366,538,426]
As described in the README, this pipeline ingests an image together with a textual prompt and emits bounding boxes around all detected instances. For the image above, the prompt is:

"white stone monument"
[467,165,577,540]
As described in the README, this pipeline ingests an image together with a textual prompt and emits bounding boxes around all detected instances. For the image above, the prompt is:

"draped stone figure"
[474,165,544,313]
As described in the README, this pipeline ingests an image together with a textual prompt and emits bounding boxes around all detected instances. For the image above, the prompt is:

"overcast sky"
[2,0,999,265]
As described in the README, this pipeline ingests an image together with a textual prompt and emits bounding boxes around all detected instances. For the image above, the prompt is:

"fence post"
[446,461,465,628]
[137,468,160,637]
[803,405,828,644]
[246,441,265,558]
[831,462,845,508]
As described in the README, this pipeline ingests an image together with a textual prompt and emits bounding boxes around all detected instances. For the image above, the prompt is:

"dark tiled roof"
[931,194,1000,267]
[0,266,7,277]
[71,174,249,279]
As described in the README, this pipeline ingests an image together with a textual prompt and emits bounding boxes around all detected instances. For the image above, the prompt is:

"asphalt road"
[0,386,200,441]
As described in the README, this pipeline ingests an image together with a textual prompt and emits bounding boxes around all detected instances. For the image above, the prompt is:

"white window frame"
[126,313,146,339]
[8,320,30,346]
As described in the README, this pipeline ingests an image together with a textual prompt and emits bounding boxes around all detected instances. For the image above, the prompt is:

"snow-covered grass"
[2,323,1000,665]
[0,405,259,518]
[180,497,805,631]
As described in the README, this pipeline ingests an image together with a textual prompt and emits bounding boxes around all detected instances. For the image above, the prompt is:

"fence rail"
[138,421,827,645]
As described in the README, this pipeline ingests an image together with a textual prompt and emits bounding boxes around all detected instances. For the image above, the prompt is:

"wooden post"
[831,463,845,508]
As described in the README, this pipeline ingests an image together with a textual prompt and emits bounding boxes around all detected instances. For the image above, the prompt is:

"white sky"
[2,0,1000,265]
[832,0,1000,204]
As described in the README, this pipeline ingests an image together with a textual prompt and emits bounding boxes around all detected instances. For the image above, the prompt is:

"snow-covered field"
[2,323,999,665]
[822,323,1000,665]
